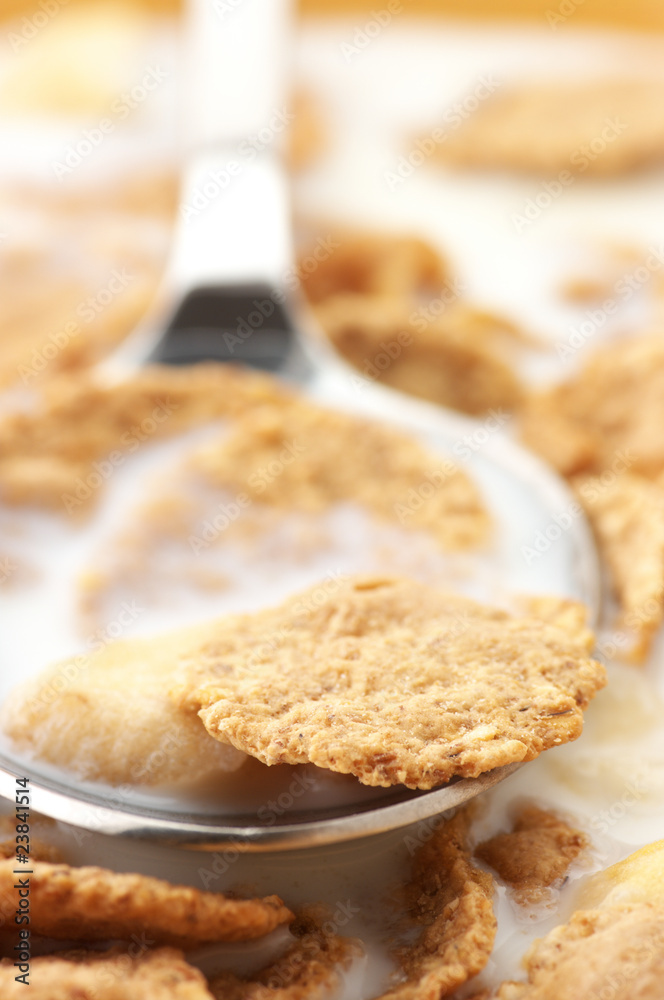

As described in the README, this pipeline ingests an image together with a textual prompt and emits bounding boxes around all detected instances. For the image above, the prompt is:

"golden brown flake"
[300,229,447,304]
[520,333,664,480]
[516,596,593,650]
[519,391,598,481]
[209,909,363,1000]
[0,169,178,391]
[0,947,214,999]
[1,625,246,787]
[0,859,292,949]
[381,807,496,999]
[0,366,489,554]
[0,364,290,512]
[173,576,605,790]
[188,399,490,551]
[299,224,539,416]
[495,903,664,999]
[576,472,664,661]
[520,333,664,661]
[432,79,664,177]
[0,270,159,392]
[475,806,589,905]
[313,294,528,415]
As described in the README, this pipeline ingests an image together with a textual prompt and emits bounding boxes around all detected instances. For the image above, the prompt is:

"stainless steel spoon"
[0,0,600,850]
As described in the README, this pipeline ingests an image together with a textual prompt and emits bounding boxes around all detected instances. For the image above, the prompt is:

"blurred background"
[3,0,664,25]
[1,0,663,398]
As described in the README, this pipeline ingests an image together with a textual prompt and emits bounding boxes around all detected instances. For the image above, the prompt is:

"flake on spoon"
[187,398,490,552]
[0,364,291,512]
[173,576,605,790]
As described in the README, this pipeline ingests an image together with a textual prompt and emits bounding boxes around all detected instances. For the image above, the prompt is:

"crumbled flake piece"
[476,806,589,904]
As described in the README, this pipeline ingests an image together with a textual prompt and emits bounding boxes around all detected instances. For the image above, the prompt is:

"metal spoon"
[0,0,600,850]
